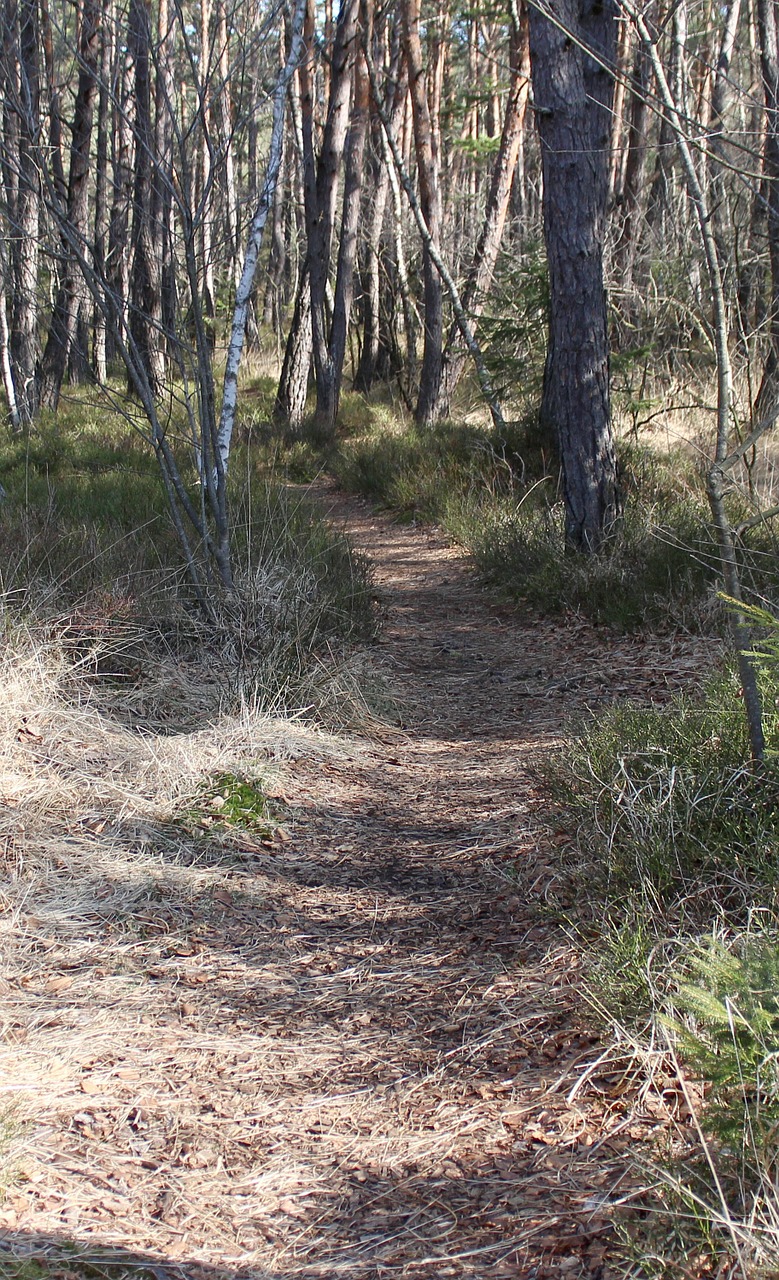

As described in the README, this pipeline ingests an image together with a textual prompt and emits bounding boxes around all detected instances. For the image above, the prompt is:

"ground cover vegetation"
[5,0,779,1271]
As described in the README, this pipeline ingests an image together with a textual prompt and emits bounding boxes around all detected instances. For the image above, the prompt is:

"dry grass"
[0,488,726,1280]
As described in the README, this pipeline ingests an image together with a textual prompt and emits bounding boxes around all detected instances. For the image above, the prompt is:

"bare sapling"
[622,0,766,760]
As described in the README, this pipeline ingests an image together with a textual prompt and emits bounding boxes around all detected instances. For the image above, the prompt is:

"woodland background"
[4,0,779,1273]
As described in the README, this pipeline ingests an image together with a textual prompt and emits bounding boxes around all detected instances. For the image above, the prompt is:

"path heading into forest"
[1,484,717,1280]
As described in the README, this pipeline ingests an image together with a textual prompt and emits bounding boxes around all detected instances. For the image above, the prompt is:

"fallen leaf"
[278,1197,307,1219]
[45,976,73,994]
[16,718,42,743]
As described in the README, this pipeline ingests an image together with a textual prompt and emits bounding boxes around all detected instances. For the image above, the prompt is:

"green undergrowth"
[548,659,779,1276]
[182,771,279,837]
[330,415,778,632]
[0,398,378,723]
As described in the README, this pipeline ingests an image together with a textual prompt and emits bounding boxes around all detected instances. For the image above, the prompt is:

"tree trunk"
[4,0,40,423]
[106,36,133,363]
[529,0,620,550]
[314,43,370,433]
[38,0,101,410]
[128,0,165,395]
[217,0,307,476]
[354,23,406,394]
[275,263,312,432]
[402,0,443,425]
[262,127,287,331]
[755,0,779,422]
[92,0,112,383]
[613,36,652,286]
[199,0,216,336]
[302,0,359,433]
[434,0,530,420]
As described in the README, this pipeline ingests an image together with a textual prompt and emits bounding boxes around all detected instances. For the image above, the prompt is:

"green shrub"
[559,677,779,924]
[665,933,779,1154]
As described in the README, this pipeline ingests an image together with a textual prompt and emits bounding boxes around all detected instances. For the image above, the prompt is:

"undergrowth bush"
[0,404,378,723]
[607,930,779,1279]
[554,632,779,1276]
[334,416,778,630]
[560,676,779,930]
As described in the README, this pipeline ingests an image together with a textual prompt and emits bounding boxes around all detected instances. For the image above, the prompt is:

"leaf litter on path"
[0,483,722,1279]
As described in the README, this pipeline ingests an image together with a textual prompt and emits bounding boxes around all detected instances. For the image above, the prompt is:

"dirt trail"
[0,486,719,1280]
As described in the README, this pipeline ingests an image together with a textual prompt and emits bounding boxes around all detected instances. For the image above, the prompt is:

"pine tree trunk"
[354,24,406,394]
[314,44,370,433]
[128,0,164,394]
[38,0,101,410]
[4,0,40,423]
[92,0,112,383]
[435,0,530,420]
[302,0,359,432]
[755,0,779,420]
[275,264,312,432]
[403,0,443,425]
[106,38,132,363]
[613,38,652,286]
[529,0,620,550]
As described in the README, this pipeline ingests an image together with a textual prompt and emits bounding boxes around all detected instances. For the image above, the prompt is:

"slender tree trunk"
[262,127,287,330]
[275,263,312,431]
[217,0,240,291]
[403,0,444,425]
[354,24,406,393]
[39,0,66,207]
[613,36,652,285]
[128,0,164,394]
[529,0,620,549]
[274,63,313,430]
[217,0,306,474]
[106,35,132,362]
[38,0,101,410]
[608,14,632,205]
[708,0,743,287]
[199,0,216,332]
[646,0,686,235]
[92,0,112,383]
[383,102,418,391]
[314,43,370,432]
[5,0,40,423]
[302,0,359,432]
[154,0,176,348]
[434,0,530,419]
[0,236,20,429]
[755,0,779,421]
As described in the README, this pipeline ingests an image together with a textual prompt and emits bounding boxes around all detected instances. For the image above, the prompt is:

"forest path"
[0,484,717,1280]
[238,479,713,1279]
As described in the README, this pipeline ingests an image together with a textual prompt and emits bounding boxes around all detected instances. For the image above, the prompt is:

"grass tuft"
[332,415,778,631]
[0,402,379,725]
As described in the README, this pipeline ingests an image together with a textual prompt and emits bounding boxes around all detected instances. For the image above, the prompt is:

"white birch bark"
[0,277,20,431]
[216,0,307,475]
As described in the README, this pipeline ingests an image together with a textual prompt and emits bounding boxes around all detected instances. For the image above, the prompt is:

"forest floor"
[0,482,721,1280]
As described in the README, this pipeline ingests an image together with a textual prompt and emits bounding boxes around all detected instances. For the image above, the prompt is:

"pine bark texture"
[529,0,620,550]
